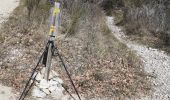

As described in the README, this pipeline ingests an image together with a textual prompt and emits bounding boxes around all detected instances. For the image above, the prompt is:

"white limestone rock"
[49,85,58,92]
[42,88,50,95]
[51,88,64,99]
[51,70,59,77]
[40,68,45,75]
[39,79,49,89]
[49,80,59,86]
[36,73,43,81]
[52,77,63,84]
[32,86,46,98]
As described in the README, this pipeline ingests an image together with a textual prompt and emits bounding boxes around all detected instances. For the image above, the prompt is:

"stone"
[52,77,63,84]
[51,88,64,99]
[51,70,59,77]
[49,80,59,86]
[36,73,43,81]
[49,85,59,92]
[49,73,55,79]
[40,68,45,75]
[0,62,2,65]
[42,88,50,95]
[32,86,46,98]
[39,79,49,89]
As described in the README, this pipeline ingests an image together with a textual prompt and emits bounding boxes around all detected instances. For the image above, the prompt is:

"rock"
[51,70,59,76]
[49,85,59,92]
[42,88,50,95]
[40,68,45,75]
[52,77,63,84]
[49,80,59,86]
[36,73,43,81]
[29,38,33,43]
[39,79,49,89]
[32,86,46,98]
[51,88,64,99]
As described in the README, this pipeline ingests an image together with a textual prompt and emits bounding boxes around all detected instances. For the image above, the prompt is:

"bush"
[24,0,41,17]
[111,0,170,51]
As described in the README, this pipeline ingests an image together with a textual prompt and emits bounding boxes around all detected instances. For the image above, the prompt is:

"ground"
[106,16,170,100]
[0,1,170,100]
[0,0,19,100]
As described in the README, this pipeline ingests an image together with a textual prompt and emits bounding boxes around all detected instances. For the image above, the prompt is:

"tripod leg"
[19,50,45,100]
[44,42,52,81]
[55,47,82,100]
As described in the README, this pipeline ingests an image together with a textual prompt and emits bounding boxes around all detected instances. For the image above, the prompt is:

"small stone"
[0,62,2,65]
[29,39,33,43]
[39,79,49,89]
[49,80,59,86]
[51,88,64,99]
[42,88,50,95]
[51,70,59,76]
[49,86,58,92]
[49,70,59,79]
[49,73,55,79]
[32,86,46,98]
[52,77,63,84]
[36,73,43,81]
[40,68,45,75]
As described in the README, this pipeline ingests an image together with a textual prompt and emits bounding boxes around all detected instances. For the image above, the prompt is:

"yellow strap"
[53,8,60,16]
[49,26,55,36]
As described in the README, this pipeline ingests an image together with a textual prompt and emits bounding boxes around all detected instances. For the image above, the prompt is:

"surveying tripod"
[19,2,81,100]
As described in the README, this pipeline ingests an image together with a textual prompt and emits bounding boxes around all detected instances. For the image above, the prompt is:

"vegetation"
[101,0,170,52]
[0,0,151,99]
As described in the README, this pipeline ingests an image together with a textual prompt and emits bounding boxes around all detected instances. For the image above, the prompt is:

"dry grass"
[111,0,170,53]
[55,1,151,99]
[0,0,151,99]
[0,0,49,92]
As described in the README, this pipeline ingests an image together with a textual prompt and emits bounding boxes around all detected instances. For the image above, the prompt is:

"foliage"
[107,0,170,52]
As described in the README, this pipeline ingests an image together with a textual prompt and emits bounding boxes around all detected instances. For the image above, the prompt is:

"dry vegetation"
[107,0,170,53]
[0,0,49,92]
[0,0,151,99]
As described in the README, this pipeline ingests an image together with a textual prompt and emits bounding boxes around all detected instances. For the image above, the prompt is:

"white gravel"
[106,16,170,100]
[0,0,19,24]
[0,0,19,100]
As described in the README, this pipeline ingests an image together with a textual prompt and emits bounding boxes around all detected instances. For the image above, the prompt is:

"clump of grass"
[101,23,111,35]
[65,1,85,37]
[24,0,41,17]
[0,34,5,43]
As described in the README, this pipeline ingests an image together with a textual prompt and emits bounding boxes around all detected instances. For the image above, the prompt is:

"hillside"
[1,0,169,100]
[102,0,170,53]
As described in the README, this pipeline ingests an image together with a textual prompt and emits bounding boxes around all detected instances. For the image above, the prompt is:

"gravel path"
[106,16,170,100]
[0,0,19,100]
[0,0,19,24]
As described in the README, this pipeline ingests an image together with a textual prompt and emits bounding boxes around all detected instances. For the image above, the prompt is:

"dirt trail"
[0,0,19,100]
[106,16,170,100]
